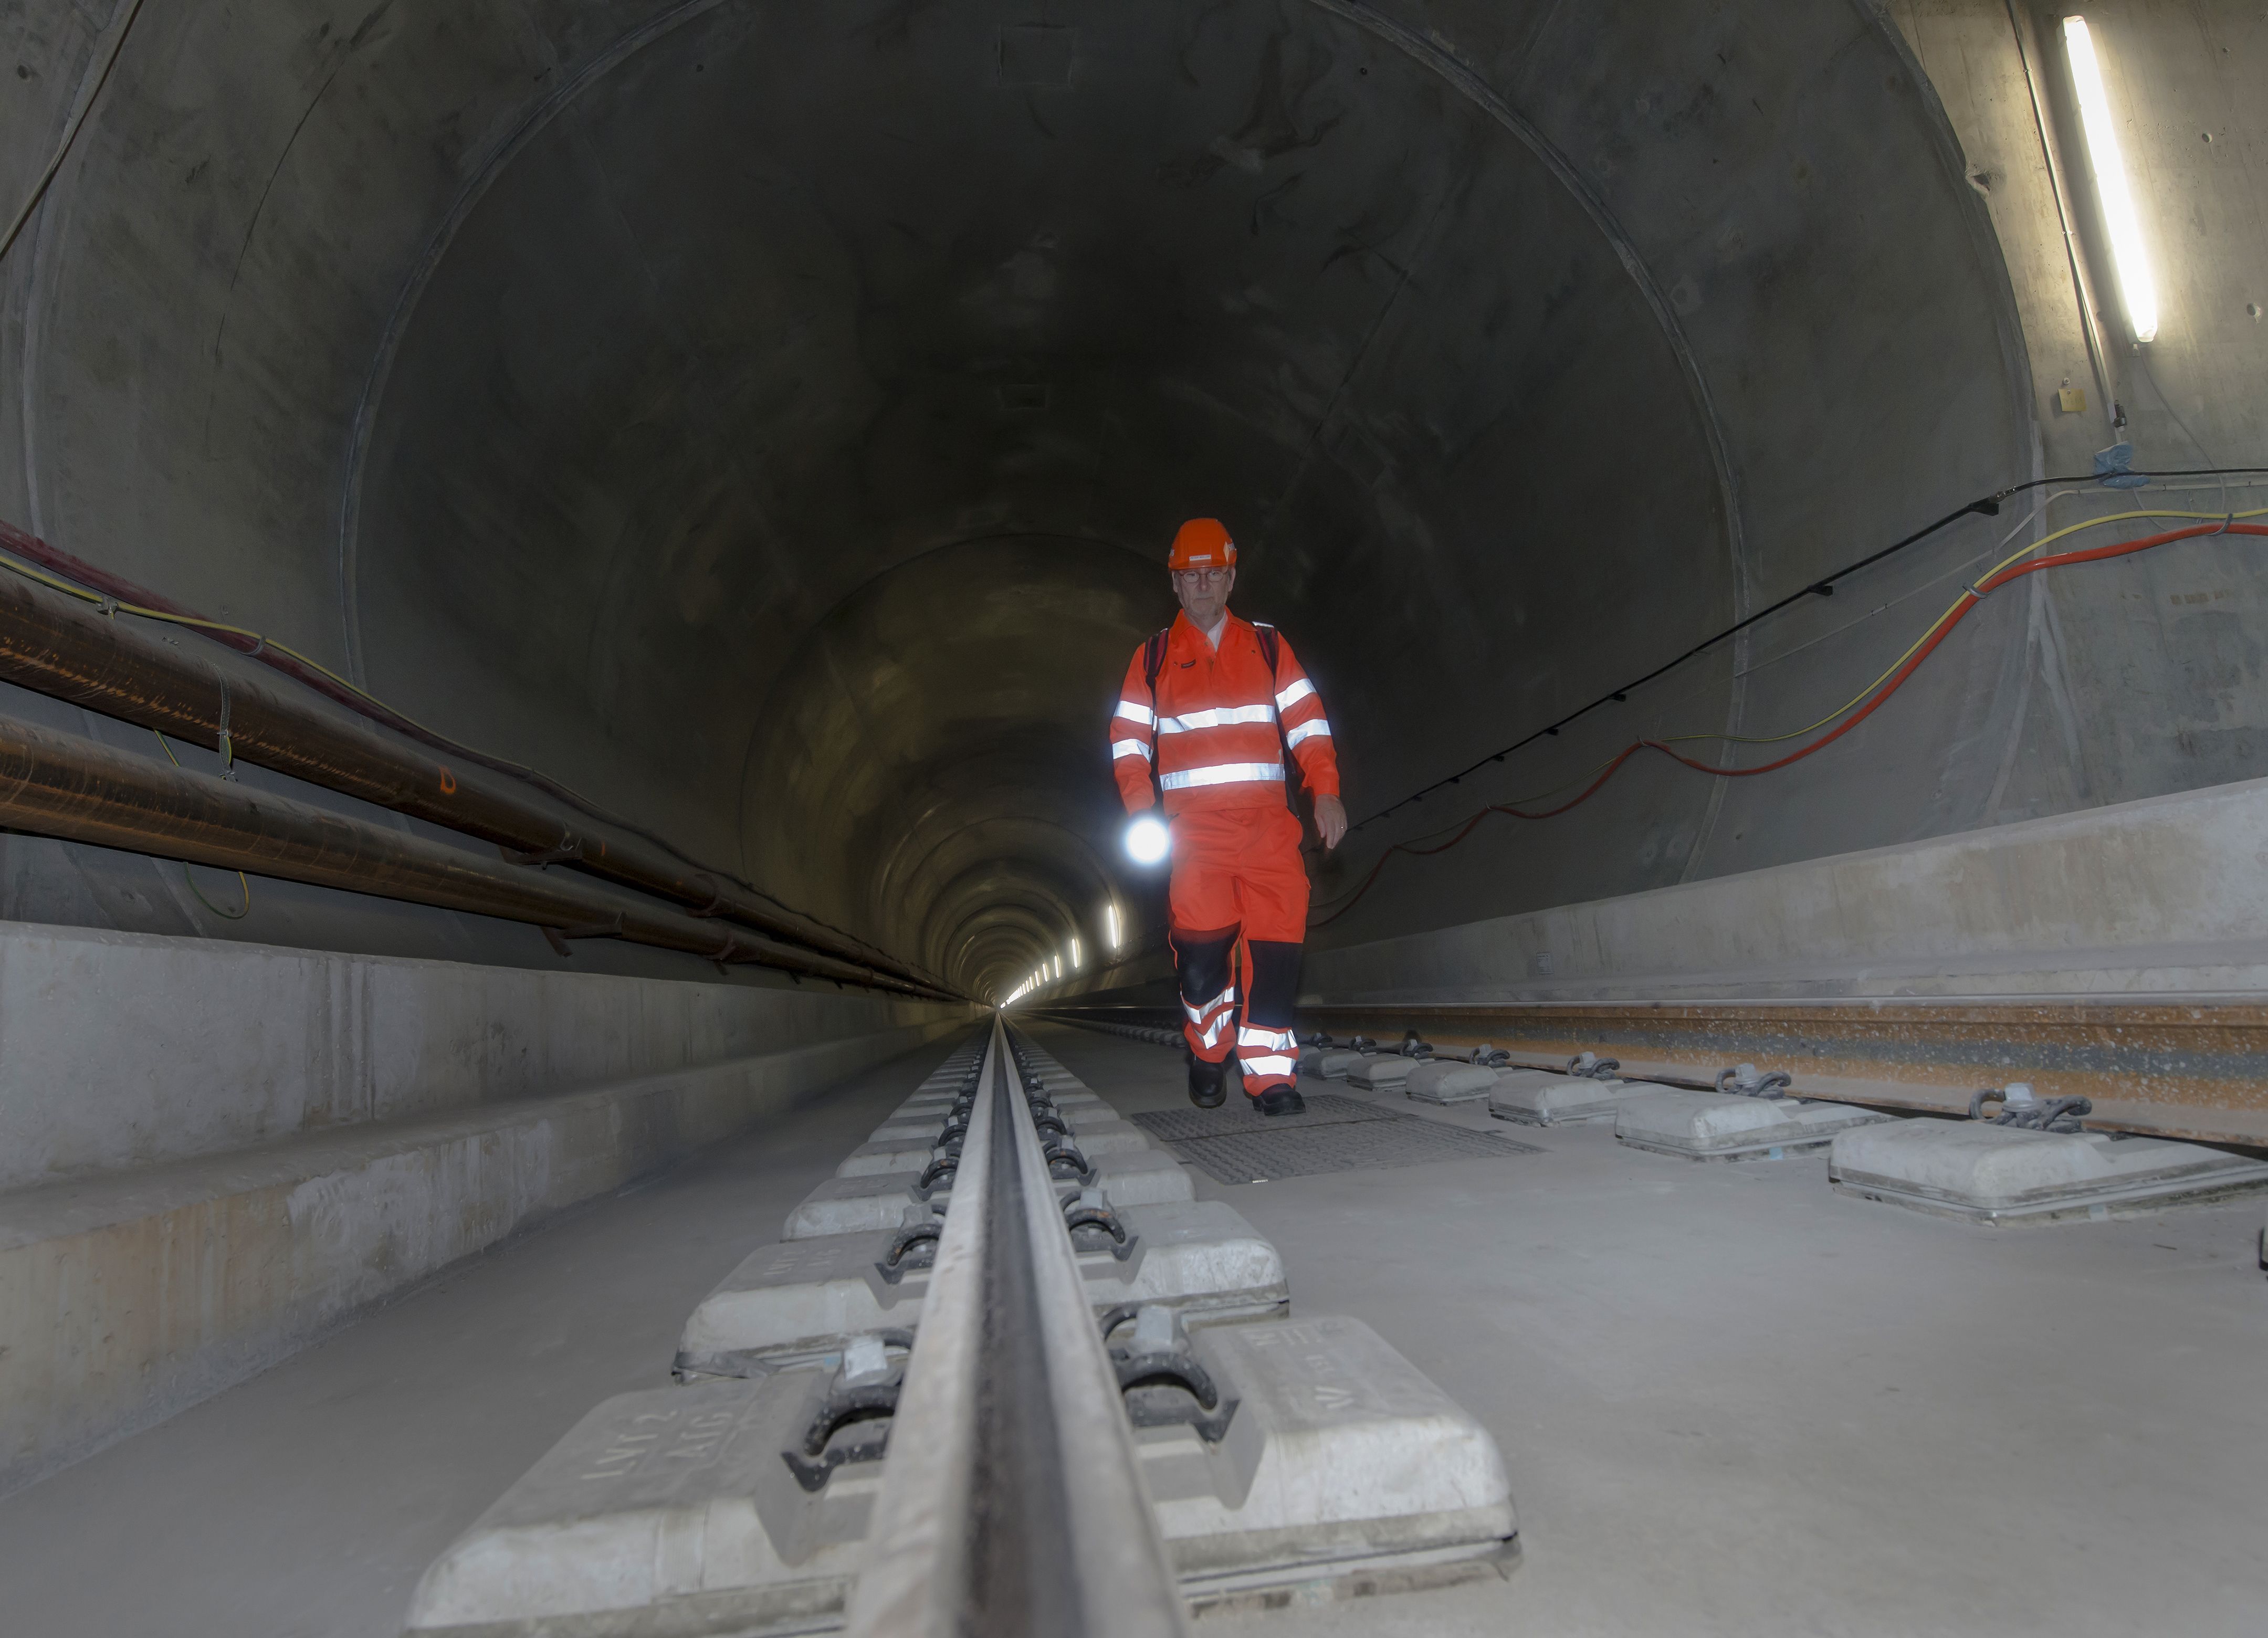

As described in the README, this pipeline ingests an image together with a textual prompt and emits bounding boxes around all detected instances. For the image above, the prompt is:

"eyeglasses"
[1172,567,1231,585]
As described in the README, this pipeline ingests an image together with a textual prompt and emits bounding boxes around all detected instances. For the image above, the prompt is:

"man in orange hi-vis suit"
[1109,519,1347,1115]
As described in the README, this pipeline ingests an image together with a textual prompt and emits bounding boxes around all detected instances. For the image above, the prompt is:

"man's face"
[1171,564,1235,627]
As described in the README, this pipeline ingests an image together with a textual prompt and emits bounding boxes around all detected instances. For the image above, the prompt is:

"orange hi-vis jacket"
[1111,612,1340,815]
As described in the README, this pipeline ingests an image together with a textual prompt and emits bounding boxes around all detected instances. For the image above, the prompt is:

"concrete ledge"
[0,919,948,1190]
[0,1016,968,1496]
[1303,775,2268,1006]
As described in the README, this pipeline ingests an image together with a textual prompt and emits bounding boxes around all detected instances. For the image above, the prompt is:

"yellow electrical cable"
[1398,502,2268,827]
[1687,504,2268,749]
[149,729,253,919]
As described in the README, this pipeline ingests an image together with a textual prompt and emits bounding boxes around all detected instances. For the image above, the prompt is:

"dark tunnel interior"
[352,0,1737,999]
[8,0,2050,997]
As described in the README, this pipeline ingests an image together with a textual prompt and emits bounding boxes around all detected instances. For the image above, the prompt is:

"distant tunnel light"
[1106,902,1120,950]
[2062,16,2158,343]
[1070,937,1082,970]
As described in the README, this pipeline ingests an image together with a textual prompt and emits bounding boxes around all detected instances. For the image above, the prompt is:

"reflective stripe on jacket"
[1110,612,1340,815]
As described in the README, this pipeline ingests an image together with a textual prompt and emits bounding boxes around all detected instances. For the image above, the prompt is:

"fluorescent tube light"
[2063,16,2158,342]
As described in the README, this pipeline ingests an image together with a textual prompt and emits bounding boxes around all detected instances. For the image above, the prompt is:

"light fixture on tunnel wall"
[1069,938,1082,970]
[2062,16,2158,344]
[1124,814,1171,866]
[1106,902,1121,951]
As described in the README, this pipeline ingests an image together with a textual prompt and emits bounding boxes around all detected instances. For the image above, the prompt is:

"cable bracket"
[539,915,624,956]
[213,671,236,780]
[502,837,582,867]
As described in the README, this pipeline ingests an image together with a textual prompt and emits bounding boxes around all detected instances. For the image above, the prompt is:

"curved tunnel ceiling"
[350,0,1728,996]
[14,0,2031,998]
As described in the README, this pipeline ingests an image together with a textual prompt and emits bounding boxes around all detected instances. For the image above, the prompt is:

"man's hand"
[1314,793,1348,852]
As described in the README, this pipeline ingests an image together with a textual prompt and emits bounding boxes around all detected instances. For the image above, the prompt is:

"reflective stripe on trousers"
[1183,984,1236,1026]
[1237,1024,1296,1084]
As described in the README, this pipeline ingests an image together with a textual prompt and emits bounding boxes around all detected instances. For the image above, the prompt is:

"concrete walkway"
[0,1036,967,1637]
[3,1022,2262,1636]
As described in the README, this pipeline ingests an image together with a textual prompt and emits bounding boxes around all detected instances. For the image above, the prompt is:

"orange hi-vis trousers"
[1168,805,1307,1095]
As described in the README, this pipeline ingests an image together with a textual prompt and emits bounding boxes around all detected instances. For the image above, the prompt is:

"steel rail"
[1290,999,2268,1149]
[847,1017,1188,1637]
[0,709,940,994]
[0,529,947,993]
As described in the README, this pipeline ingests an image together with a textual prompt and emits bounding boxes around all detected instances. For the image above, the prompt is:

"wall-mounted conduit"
[0,708,938,994]
[0,520,954,996]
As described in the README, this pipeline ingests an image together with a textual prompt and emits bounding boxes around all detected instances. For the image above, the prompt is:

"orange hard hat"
[1167,518,1237,572]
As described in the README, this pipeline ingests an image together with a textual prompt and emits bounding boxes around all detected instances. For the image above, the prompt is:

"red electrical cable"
[1310,521,2268,929]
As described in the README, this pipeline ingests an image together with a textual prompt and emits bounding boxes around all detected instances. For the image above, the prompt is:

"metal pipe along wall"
[0,564,949,994]
[0,710,939,994]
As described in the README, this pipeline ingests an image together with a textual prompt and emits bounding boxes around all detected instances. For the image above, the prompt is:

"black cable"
[1351,464,2268,831]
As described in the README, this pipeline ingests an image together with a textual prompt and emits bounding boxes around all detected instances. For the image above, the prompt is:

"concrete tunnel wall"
[3,0,2268,1498]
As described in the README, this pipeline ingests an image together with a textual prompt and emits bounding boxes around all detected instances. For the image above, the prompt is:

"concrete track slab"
[4,1023,2265,1636]
[1035,1023,2268,1638]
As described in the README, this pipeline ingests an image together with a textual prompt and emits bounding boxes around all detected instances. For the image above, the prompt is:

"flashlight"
[1124,813,1171,865]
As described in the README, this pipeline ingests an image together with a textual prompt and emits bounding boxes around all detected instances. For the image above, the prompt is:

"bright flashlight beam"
[2063,16,2157,343]
[1125,814,1171,866]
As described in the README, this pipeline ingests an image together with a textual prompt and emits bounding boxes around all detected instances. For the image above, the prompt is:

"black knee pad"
[1170,926,1237,1006]
[1243,940,1304,1028]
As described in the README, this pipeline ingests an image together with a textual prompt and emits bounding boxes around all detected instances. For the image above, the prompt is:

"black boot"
[1186,1052,1227,1109]
[1254,1085,1306,1117]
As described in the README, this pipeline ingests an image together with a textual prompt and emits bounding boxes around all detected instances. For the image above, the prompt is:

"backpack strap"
[1139,629,1171,806]
[1250,623,1298,815]
[1142,629,1170,695]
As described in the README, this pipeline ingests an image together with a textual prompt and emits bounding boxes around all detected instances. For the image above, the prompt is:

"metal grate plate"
[1133,1101,1541,1185]
[1129,1093,1399,1142]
